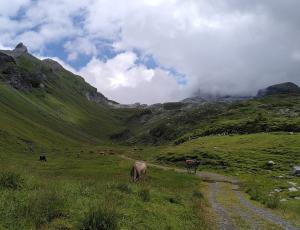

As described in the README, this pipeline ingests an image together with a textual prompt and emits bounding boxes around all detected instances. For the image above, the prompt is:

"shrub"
[0,171,24,190]
[264,194,280,209]
[115,184,132,194]
[192,191,203,199]
[138,188,150,202]
[80,205,118,230]
[246,186,262,201]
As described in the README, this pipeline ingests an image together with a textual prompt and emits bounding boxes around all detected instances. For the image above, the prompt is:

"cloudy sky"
[1,0,300,104]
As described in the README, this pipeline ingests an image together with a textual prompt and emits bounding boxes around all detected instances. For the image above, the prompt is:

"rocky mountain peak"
[13,42,28,53]
[257,82,300,97]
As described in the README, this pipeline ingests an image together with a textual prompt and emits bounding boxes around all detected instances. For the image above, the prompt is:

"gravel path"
[234,190,299,230]
[209,182,237,230]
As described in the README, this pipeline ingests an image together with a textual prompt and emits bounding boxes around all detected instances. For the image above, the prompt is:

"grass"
[0,171,24,190]
[0,149,211,229]
[80,203,118,230]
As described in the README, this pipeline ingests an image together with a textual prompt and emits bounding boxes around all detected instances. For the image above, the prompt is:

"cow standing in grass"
[131,161,147,182]
[186,159,201,173]
[39,155,47,162]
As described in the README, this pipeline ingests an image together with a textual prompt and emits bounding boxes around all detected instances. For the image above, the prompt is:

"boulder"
[291,166,300,176]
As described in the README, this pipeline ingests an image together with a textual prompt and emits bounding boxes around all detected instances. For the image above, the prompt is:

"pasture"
[0,147,211,229]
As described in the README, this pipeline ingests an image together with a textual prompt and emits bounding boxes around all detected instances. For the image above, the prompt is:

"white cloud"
[64,38,97,61]
[79,52,185,104]
[0,0,31,17]
[1,0,300,103]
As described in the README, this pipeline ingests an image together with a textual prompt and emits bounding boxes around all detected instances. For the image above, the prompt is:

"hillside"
[1,45,300,149]
[0,44,135,151]
[112,90,300,145]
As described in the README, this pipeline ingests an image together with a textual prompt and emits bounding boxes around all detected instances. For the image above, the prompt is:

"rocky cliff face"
[0,51,46,90]
[0,43,117,106]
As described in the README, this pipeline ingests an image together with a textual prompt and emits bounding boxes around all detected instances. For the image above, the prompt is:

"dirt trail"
[209,182,237,230]
[119,155,299,230]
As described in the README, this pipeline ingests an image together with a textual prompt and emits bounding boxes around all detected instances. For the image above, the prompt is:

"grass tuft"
[115,183,132,194]
[138,188,150,202]
[0,171,24,190]
[80,204,118,230]
[24,188,68,227]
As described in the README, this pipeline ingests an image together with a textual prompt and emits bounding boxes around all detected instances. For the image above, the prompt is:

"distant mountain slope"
[257,82,300,97]
[112,83,300,145]
[0,43,133,149]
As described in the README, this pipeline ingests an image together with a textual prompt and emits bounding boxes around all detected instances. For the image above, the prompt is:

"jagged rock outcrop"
[13,42,28,53]
[85,89,118,105]
[0,48,45,90]
[257,82,300,97]
[0,52,16,64]
[42,58,64,72]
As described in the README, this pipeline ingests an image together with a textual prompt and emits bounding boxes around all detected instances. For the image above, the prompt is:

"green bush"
[0,171,24,190]
[138,188,150,202]
[80,205,118,230]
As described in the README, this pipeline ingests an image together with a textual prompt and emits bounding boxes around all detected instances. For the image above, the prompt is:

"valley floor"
[0,133,300,229]
[121,154,300,230]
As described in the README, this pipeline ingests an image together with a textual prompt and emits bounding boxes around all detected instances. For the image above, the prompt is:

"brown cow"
[131,161,147,182]
[186,159,201,173]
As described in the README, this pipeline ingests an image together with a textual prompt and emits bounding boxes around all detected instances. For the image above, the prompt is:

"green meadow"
[0,147,210,230]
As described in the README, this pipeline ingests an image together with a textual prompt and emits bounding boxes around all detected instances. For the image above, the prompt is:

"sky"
[0,0,300,104]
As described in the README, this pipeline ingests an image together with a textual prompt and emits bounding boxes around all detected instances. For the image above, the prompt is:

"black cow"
[39,155,47,162]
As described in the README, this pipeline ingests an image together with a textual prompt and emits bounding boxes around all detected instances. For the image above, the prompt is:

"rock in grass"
[291,166,300,176]
[288,187,298,192]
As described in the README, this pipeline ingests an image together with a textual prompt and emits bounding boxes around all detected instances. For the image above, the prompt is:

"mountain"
[0,43,132,150]
[257,82,300,97]
[181,93,251,104]
[1,43,300,149]
[114,83,300,145]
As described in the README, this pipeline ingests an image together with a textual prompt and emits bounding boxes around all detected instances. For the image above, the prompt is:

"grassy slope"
[122,94,300,145]
[0,52,135,150]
